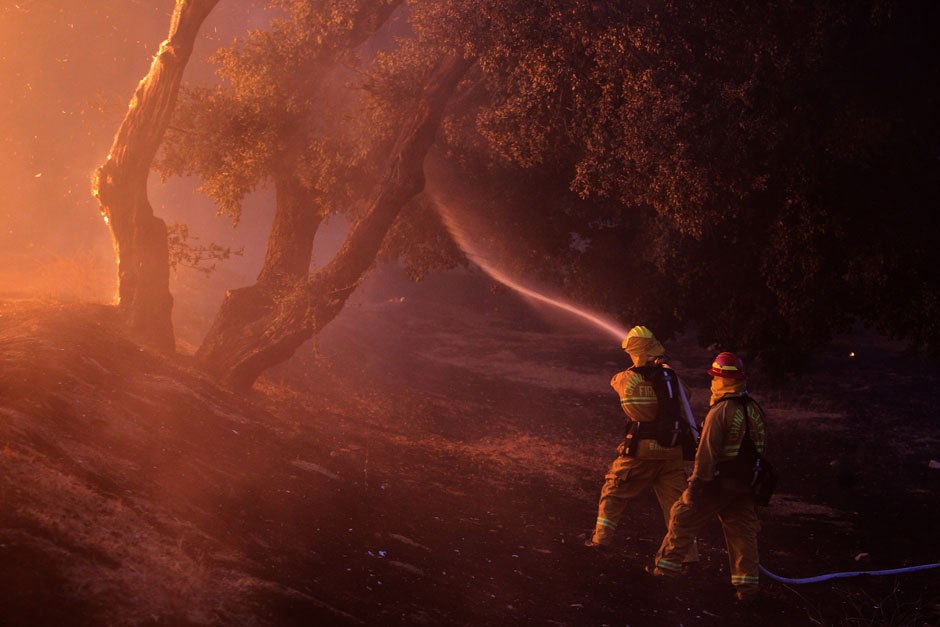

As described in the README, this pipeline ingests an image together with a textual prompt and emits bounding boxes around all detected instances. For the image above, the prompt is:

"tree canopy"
[158,0,940,380]
[372,0,940,372]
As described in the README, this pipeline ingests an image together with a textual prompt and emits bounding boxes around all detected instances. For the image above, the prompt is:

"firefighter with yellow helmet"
[651,351,766,602]
[586,326,699,565]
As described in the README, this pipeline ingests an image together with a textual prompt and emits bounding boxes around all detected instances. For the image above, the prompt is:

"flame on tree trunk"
[93,0,221,350]
[196,54,473,389]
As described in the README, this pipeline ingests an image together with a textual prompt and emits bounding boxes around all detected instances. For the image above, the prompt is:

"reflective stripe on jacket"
[610,365,691,460]
[611,370,657,422]
[692,394,766,481]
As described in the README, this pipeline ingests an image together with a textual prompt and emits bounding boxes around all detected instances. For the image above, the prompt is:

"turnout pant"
[592,454,699,563]
[655,478,760,597]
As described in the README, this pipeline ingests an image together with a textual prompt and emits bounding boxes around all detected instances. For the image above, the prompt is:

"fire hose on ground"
[758,562,940,584]
[677,375,940,586]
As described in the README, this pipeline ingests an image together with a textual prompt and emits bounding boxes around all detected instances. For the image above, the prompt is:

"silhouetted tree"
[159,0,470,388]
[199,54,469,388]
[159,0,940,384]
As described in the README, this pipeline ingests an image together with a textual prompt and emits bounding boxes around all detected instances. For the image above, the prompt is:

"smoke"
[424,154,629,342]
[0,1,269,301]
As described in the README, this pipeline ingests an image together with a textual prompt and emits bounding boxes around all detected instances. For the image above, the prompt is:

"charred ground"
[0,271,938,626]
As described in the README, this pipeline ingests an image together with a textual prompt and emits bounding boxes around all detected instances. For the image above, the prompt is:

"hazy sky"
[0,1,279,294]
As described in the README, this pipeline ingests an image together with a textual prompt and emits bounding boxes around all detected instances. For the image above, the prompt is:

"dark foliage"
[158,0,940,377]
[370,0,940,374]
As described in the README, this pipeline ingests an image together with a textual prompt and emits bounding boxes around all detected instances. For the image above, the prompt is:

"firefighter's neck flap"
[709,377,747,406]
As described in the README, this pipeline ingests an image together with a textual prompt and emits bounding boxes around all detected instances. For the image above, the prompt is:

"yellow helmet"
[622,326,665,366]
[621,325,655,350]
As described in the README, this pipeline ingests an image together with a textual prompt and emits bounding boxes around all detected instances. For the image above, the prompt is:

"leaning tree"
[93,0,222,350]
[157,0,940,384]
[159,0,471,388]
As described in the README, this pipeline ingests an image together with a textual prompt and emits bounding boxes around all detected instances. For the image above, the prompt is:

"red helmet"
[707,352,746,379]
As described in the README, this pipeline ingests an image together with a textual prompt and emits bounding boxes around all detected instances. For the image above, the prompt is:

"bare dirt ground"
[1,269,938,626]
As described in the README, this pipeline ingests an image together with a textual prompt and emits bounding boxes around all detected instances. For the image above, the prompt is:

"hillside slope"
[1,286,938,626]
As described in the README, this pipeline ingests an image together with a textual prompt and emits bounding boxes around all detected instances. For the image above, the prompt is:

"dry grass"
[2,298,938,626]
[0,445,255,626]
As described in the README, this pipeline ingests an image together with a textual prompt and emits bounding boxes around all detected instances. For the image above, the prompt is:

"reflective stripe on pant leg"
[593,457,657,544]
[731,575,760,585]
[718,493,761,586]
[655,557,682,572]
[655,483,728,571]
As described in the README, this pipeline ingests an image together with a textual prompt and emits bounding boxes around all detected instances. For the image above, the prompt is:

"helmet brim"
[707,367,746,379]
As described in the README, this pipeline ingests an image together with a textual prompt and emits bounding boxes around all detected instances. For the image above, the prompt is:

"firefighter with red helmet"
[585,326,699,566]
[651,351,767,602]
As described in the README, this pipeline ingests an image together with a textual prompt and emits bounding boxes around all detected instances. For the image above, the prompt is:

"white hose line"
[759,562,940,584]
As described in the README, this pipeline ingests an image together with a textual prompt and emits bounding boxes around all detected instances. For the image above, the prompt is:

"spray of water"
[424,186,629,343]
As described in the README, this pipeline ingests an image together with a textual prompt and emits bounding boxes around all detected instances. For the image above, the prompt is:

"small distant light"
[34,173,42,178]
[848,352,855,358]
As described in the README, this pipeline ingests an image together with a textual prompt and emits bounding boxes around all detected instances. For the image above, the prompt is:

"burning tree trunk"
[196,53,473,389]
[93,0,221,350]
